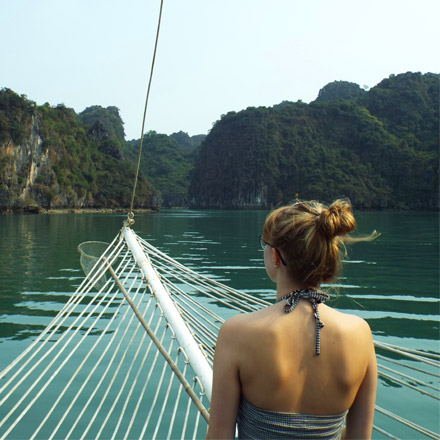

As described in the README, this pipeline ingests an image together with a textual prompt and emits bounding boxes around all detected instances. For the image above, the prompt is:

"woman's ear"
[272,248,281,267]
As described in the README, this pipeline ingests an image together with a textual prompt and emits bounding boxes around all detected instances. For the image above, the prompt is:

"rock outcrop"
[0,89,153,213]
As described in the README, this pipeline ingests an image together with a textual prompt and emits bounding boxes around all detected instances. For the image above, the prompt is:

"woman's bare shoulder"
[220,309,258,330]
[218,308,270,340]
[323,305,373,336]
[218,313,247,338]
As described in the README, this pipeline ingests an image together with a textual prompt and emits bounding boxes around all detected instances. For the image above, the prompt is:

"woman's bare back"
[229,300,374,415]
[206,200,378,440]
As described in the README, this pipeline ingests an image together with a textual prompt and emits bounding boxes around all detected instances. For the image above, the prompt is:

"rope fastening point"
[126,0,164,226]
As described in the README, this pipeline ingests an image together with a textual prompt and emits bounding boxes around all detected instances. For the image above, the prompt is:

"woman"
[206,199,378,440]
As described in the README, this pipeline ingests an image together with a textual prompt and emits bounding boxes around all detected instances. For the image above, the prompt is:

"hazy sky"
[2,0,439,140]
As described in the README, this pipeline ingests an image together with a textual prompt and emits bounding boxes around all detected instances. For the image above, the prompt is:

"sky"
[2,0,439,140]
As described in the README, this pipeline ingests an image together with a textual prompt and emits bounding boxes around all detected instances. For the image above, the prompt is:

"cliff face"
[189,72,439,210]
[2,115,44,210]
[0,89,153,213]
[1,115,88,211]
[2,72,439,212]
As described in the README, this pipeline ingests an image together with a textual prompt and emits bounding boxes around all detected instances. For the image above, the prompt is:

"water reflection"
[0,210,438,349]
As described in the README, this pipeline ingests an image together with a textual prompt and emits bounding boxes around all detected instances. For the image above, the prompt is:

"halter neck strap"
[276,289,329,356]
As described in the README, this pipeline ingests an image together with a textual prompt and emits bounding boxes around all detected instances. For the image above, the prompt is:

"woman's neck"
[276,280,311,301]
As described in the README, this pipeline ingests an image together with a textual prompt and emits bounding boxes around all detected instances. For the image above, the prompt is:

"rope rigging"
[0,1,438,438]
[127,0,165,227]
[0,230,438,439]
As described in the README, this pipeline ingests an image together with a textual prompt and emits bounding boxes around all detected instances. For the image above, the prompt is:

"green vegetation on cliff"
[189,72,439,209]
[79,105,126,144]
[124,131,201,207]
[0,89,153,212]
[0,89,35,146]
[316,80,367,102]
[1,72,438,212]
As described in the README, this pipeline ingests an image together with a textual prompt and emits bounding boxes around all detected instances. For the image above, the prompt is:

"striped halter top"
[237,397,347,440]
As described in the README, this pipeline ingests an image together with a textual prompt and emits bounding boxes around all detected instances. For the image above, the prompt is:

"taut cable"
[127,0,164,227]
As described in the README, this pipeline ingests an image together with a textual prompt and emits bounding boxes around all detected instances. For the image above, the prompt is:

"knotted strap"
[277,289,329,356]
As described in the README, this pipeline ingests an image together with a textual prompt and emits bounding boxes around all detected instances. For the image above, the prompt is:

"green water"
[0,210,439,437]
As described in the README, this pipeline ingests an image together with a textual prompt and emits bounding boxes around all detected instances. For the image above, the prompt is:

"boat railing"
[0,229,438,439]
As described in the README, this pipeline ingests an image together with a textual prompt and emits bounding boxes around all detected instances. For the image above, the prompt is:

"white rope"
[92,268,147,438]
[376,353,440,378]
[32,276,144,440]
[111,329,148,439]
[191,378,204,440]
[152,351,178,439]
[19,283,122,436]
[80,304,166,440]
[151,259,257,313]
[182,385,193,440]
[140,237,269,308]
[375,405,439,439]
[94,306,152,439]
[375,340,440,367]
[57,283,146,440]
[65,296,156,439]
[167,349,189,439]
[0,236,123,384]
[0,277,122,438]
[122,303,165,440]
[1,228,438,440]
[378,362,440,394]
[0,237,124,395]
[139,330,174,439]
[372,424,399,439]
[379,341,440,361]
[45,261,142,432]
[159,272,225,325]
[378,369,439,400]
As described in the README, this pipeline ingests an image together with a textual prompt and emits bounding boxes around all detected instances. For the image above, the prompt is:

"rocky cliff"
[2,72,438,213]
[0,89,153,213]
[189,72,439,210]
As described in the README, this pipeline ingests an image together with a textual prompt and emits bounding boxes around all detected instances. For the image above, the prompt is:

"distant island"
[0,72,438,213]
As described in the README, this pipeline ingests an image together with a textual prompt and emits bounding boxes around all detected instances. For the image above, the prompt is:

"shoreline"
[1,205,439,215]
[44,208,155,215]
[1,207,156,215]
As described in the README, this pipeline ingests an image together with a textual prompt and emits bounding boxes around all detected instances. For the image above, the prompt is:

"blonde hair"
[263,199,378,287]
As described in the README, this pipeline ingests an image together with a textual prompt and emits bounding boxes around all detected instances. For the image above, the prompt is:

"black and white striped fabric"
[237,397,347,440]
[276,289,329,356]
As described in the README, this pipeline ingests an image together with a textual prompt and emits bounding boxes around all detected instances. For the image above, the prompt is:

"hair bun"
[317,199,356,238]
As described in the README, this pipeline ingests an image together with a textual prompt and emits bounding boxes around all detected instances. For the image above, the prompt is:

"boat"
[0,1,438,438]
[0,224,438,439]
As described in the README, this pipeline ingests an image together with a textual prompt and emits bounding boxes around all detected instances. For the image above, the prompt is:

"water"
[0,210,439,438]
